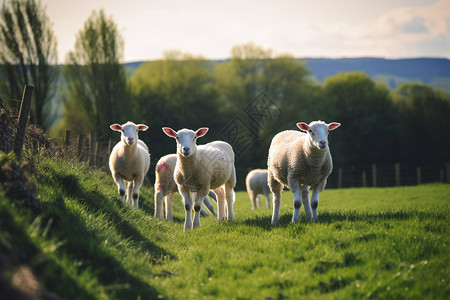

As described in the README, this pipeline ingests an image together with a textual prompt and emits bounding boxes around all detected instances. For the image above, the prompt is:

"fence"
[62,130,113,170]
[327,162,450,189]
[4,86,448,190]
[62,130,450,190]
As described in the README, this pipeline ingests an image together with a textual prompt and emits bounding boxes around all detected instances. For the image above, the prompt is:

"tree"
[59,10,128,139]
[128,51,223,159]
[214,43,272,112]
[0,0,58,130]
[394,83,450,163]
[322,72,399,166]
[215,43,318,170]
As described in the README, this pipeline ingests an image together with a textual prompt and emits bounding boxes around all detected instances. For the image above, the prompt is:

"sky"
[42,0,450,63]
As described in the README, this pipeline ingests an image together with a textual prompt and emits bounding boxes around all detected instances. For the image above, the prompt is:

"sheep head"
[162,127,209,157]
[296,121,340,150]
[110,121,148,146]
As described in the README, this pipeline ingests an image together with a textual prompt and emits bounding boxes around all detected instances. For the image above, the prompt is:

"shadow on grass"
[0,196,98,300]
[240,207,446,231]
[39,169,172,299]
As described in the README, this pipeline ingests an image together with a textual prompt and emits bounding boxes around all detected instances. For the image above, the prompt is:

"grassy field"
[1,155,449,299]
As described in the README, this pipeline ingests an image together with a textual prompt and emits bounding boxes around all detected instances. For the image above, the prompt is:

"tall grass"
[1,156,449,299]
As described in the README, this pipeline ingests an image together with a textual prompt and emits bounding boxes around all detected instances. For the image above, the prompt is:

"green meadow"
[1,155,449,299]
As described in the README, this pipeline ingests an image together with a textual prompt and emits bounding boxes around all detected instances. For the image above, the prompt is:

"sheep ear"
[195,127,209,138]
[110,124,122,131]
[137,124,148,131]
[162,127,177,138]
[328,122,341,130]
[296,122,309,132]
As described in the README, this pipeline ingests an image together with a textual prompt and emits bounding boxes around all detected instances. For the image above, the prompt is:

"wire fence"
[60,129,450,190]
[326,162,449,189]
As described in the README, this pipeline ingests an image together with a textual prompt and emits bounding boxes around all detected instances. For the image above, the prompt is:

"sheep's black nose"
[182,147,190,152]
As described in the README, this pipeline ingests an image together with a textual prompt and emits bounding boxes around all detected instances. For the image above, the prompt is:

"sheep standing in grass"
[163,127,236,231]
[245,169,271,210]
[154,154,217,220]
[109,121,150,209]
[267,120,340,225]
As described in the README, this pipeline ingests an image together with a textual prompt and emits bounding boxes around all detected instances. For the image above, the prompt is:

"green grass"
[1,155,449,299]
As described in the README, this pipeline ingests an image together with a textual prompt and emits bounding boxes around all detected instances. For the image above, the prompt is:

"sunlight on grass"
[1,155,449,299]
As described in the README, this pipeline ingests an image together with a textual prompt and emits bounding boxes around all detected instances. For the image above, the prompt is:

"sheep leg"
[301,187,312,221]
[250,191,257,210]
[214,186,226,222]
[225,184,235,221]
[154,190,165,219]
[113,174,126,203]
[311,179,326,221]
[269,173,283,225]
[203,194,217,216]
[264,193,271,209]
[126,181,134,207]
[131,174,145,209]
[193,190,208,229]
[288,178,303,223]
[179,187,192,231]
[256,195,261,208]
[165,193,173,221]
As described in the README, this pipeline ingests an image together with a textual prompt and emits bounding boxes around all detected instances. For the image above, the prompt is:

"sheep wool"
[268,120,340,224]
[245,169,271,209]
[154,154,217,220]
[163,127,236,231]
[109,121,150,209]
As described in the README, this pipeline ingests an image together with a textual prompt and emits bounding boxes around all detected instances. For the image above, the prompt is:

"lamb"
[245,169,271,210]
[154,154,217,220]
[109,121,150,209]
[162,127,236,231]
[267,120,340,225]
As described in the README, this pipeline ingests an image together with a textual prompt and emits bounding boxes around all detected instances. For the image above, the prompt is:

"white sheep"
[162,127,236,231]
[267,120,340,224]
[109,121,150,209]
[154,153,217,220]
[245,169,271,210]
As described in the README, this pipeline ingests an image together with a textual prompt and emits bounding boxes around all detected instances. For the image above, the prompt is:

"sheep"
[245,169,271,210]
[154,153,217,220]
[109,121,150,209]
[162,127,236,231]
[267,120,340,225]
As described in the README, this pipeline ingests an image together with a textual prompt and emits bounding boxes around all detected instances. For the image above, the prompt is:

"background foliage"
[0,2,448,184]
[0,0,58,130]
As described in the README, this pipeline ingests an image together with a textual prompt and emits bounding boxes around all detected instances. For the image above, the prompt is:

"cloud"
[298,0,450,58]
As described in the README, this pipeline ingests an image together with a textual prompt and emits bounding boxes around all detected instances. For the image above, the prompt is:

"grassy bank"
[1,155,449,299]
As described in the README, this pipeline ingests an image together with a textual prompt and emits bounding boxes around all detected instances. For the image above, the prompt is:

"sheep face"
[297,121,340,150]
[162,127,209,157]
[110,121,148,146]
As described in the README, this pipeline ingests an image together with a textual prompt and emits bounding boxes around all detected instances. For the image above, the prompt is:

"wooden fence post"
[446,162,450,184]
[13,85,34,160]
[108,139,113,154]
[372,164,377,187]
[395,163,401,186]
[94,141,100,167]
[89,130,96,166]
[416,167,421,185]
[337,168,343,189]
[362,171,367,188]
[64,130,71,146]
[77,134,84,159]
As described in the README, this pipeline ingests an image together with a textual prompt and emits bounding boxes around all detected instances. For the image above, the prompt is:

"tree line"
[1,0,449,183]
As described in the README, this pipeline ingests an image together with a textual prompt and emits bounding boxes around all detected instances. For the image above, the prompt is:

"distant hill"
[302,57,450,92]
[125,57,450,93]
